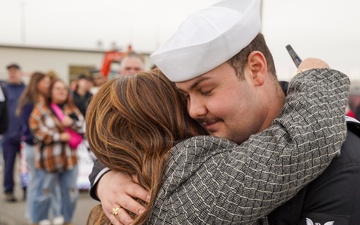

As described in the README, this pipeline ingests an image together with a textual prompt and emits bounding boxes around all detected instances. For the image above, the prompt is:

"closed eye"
[200,89,212,96]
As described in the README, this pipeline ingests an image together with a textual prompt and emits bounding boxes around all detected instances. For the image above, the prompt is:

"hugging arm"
[89,160,149,225]
[148,68,350,224]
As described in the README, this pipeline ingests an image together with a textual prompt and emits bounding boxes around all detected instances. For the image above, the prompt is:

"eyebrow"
[188,76,211,92]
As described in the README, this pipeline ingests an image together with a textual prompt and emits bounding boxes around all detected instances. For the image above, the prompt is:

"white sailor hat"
[151,0,261,82]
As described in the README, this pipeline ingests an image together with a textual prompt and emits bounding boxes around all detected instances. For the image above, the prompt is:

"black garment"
[0,85,8,134]
[89,159,106,201]
[268,118,360,225]
[354,104,360,121]
[72,91,92,117]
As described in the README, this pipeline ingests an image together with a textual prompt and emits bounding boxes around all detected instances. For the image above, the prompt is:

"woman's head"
[16,72,51,115]
[86,69,207,223]
[87,68,206,177]
[49,79,70,105]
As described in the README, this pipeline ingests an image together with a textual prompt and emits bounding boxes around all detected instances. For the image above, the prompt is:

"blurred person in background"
[2,63,26,202]
[90,75,107,95]
[46,70,59,83]
[71,74,93,117]
[29,79,84,225]
[0,85,8,172]
[0,85,8,135]
[118,51,145,76]
[16,72,63,224]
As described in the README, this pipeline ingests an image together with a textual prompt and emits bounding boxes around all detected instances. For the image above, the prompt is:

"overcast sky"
[0,0,359,81]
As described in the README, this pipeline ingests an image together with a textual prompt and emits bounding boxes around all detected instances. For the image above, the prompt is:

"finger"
[108,214,123,225]
[118,194,146,216]
[126,182,150,203]
[103,206,122,225]
[108,213,125,225]
[116,207,134,225]
[104,205,134,225]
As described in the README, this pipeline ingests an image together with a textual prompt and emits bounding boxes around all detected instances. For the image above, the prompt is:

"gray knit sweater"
[147,69,350,224]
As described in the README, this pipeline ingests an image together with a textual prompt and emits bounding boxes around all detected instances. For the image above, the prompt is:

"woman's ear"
[246,51,267,86]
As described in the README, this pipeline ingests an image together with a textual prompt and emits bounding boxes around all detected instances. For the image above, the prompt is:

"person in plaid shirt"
[29,79,84,225]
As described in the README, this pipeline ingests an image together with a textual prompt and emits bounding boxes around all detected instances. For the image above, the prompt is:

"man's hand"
[297,58,330,73]
[97,171,150,225]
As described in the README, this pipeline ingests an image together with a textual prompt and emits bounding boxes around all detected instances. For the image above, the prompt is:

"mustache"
[195,117,221,126]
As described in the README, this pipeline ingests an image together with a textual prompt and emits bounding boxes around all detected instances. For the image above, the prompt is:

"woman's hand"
[97,171,150,225]
[60,132,70,142]
[61,115,74,127]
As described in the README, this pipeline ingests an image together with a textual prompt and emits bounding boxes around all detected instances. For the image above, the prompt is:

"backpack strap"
[50,103,65,121]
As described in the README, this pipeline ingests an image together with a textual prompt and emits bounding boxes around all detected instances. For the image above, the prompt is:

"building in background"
[0,44,151,84]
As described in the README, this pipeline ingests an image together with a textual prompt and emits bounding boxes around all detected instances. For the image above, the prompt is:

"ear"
[246,51,267,86]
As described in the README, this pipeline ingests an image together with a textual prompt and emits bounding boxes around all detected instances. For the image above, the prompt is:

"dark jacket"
[2,82,25,142]
[72,90,93,117]
[20,103,35,145]
[355,104,360,121]
[0,85,8,134]
[268,117,360,225]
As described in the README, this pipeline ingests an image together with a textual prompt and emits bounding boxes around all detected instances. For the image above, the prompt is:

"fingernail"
[146,195,151,201]
[139,208,145,214]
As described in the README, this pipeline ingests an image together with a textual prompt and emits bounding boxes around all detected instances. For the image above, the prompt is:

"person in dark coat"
[0,85,8,135]
[2,63,26,202]
[71,74,93,117]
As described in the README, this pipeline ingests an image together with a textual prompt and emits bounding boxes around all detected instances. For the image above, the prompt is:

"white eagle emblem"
[306,218,334,225]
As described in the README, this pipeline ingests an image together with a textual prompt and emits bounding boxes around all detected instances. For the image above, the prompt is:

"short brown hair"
[227,33,277,80]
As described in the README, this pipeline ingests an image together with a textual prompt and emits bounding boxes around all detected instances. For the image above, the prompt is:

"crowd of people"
[0,51,146,225]
[1,0,360,225]
[0,67,77,224]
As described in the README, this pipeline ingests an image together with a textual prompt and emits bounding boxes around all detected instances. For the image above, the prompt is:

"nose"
[187,97,207,119]
[130,69,137,74]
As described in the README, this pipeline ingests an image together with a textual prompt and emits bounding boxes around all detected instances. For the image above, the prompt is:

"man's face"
[176,62,268,144]
[119,57,144,76]
[78,78,93,91]
[7,67,22,84]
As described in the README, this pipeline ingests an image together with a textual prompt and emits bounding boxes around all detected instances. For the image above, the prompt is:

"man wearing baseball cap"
[2,63,26,202]
[89,0,360,224]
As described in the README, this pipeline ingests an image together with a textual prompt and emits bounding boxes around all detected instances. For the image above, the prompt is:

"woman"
[15,72,63,222]
[29,79,84,225]
[86,68,349,224]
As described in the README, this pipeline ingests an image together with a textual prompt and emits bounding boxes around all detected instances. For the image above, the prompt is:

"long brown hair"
[16,72,48,116]
[86,69,207,224]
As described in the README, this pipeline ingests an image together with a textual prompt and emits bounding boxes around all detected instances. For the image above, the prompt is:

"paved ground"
[0,154,99,225]
[0,141,101,225]
[0,188,99,225]
[0,186,100,225]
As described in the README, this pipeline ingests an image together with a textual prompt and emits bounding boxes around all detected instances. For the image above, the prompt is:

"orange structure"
[100,45,133,77]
